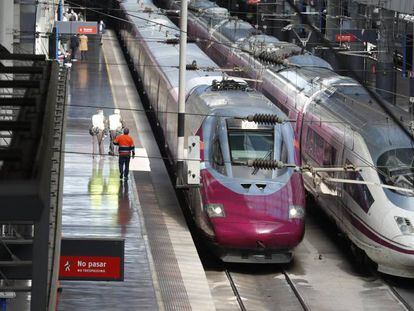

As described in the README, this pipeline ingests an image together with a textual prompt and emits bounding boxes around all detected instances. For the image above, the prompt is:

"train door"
[340,127,360,236]
[299,100,317,196]
[301,100,346,225]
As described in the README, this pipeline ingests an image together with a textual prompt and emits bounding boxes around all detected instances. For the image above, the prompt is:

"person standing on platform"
[113,128,135,181]
[91,109,107,155]
[98,20,106,45]
[69,34,79,61]
[79,34,88,60]
[108,109,125,156]
[69,9,78,21]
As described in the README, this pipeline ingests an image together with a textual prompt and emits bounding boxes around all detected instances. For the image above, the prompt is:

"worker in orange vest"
[113,128,135,181]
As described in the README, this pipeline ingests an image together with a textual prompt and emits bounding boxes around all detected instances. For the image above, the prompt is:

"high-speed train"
[116,0,306,263]
[156,0,414,277]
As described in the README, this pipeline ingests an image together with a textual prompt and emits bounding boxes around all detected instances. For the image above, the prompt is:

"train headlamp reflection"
[205,204,225,218]
[289,205,305,219]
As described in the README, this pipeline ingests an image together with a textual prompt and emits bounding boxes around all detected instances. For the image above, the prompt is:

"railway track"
[223,268,310,311]
[281,270,310,311]
[388,285,413,311]
[225,270,247,311]
[202,205,409,311]
[383,277,414,311]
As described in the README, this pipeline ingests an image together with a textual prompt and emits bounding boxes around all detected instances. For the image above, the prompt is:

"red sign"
[77,26,97,34]
[59,256,122,281]
[335,34,357,42]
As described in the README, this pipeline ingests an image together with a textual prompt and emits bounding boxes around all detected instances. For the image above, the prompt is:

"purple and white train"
[117,0,306,263]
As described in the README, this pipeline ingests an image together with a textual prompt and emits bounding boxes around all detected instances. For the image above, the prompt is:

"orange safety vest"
[114,134,135,157]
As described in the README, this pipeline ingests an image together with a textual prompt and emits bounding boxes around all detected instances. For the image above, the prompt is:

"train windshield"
[228,131,274,164]
[377,148,414,196]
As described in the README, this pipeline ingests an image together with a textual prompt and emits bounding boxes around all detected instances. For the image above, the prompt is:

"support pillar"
[326,0,340,42]
[31,206,50,311]
[348,0,365,81]
[0,0,14,52]
[376,8,396,104]
[410,22,414,115]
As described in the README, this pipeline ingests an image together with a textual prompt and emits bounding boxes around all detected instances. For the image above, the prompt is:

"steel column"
[410,22,414,114]
[326,0,340,41]
[177,0,188,185]
[376,8,396,104]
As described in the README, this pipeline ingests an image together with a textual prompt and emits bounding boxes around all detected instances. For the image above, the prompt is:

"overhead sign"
[55,21,98,34]
[77,26,97,34]
[335,34,357,42]
[59,238,124,281]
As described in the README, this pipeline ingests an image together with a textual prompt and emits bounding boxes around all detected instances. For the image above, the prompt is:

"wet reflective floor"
[57,35,158,310]
[57,32,214,310]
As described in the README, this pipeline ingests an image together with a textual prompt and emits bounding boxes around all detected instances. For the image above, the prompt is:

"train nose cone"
[213,220,303,249]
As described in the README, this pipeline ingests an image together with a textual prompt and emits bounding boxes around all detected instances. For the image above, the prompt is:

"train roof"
[266,57,412,155]
[199,88,281,116]
[218,20,256,42]
[185,84,291,136]
[125,0,413,156]
[316,83,413,157]
[122,0,221,93]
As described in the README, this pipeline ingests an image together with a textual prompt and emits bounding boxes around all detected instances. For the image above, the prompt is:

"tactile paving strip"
[134,171,192,311]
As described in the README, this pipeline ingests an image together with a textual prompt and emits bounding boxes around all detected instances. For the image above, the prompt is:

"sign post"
[59,238,124,281]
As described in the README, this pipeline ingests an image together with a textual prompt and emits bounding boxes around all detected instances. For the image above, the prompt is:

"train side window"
[323,143,337,166]
[344,160,374,212]
[306,127,314,155]
[306,127,336,166]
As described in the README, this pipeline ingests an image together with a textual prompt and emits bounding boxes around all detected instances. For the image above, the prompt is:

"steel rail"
[225,270,247,311]
[386,283,413,311]
[282,270,310,311]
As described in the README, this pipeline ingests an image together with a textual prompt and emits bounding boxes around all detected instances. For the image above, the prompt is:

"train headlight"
[205,204,225,218]
[394,217,414,235]
[289,205,305,219]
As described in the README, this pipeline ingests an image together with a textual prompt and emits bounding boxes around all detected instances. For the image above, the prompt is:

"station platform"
[57,32,215,310]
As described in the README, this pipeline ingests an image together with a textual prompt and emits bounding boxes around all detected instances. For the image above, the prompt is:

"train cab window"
[377,148,414,196]
[344,160,374,212]
[279,140,288,163]
[228,130,273,164]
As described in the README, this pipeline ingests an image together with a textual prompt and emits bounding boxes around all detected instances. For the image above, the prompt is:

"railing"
[0,50,67,310]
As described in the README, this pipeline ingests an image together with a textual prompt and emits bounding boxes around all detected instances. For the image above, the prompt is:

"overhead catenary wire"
[281,0,413,141]
[34,0,397,23]
[64,103,412,126]
[60,0,299,58]
[6,1,414,118]
[25,1,412,80]
[38,0,410,180]
[57,149,413,172]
